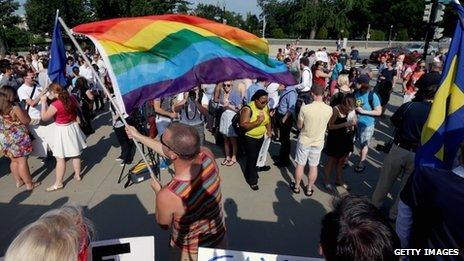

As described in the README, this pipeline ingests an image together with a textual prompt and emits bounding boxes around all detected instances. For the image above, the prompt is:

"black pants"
[277,113,293,163]
[114,126,134,162]
[94,90,105,110]
[244,136,264,186]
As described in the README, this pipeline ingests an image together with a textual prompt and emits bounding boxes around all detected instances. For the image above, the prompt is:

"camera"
[188,90,197,101]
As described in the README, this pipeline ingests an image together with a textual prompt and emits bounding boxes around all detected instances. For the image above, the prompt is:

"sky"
[15,0,261,17]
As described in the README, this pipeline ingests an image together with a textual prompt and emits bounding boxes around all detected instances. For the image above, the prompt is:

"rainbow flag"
[416,1,464,170]
[72,14,296,113]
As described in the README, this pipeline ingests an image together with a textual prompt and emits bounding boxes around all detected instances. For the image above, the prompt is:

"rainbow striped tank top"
[166,153,226,254]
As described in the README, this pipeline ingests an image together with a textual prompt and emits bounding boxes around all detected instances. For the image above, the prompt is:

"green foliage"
[193,3,249,32]
[316,27,328,39]
[397,29,409,41]
[370,29,386,40]
[271,28,285,38]
[25,0,93,35]
[2,27,32,48]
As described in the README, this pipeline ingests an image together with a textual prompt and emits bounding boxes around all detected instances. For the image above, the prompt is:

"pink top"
[51,97,77,124]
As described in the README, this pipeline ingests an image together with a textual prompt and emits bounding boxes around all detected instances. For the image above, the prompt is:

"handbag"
[76,104,94,136]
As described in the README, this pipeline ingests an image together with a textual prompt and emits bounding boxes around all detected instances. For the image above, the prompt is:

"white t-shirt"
[79,64,94,84]
[266,83,280,109]
[17,84,42,119]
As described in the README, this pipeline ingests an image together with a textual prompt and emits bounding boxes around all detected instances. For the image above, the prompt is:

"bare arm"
[316,69,332,79]
[12,105,31,125]
[239,107,263,130]
[155,189,177,229]
[172,93,187,112]
[358,105,382,116]
[85,90,94,100]
[154,99,175,118]
[126,125,166,158]
[40,96,57,122]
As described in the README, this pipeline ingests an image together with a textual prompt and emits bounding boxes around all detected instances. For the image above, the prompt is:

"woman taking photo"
[218,81,242,166]
[239,89,271,191]
[323,96,357,192]
[0,86,40,190]
[313,60,332,88]
[41,83,87,192]
[403,60,426,103]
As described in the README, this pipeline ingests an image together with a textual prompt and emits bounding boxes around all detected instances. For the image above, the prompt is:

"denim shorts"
[356,125,375,147]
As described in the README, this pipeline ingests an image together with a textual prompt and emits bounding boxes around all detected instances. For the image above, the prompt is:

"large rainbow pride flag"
[72,14,296,114]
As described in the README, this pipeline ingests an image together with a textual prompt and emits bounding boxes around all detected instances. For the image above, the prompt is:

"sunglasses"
[224,84,232,87]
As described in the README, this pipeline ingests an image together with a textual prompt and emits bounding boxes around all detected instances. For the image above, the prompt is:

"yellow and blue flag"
[417,0,464,170]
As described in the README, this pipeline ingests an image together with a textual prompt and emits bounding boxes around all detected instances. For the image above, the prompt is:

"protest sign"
[89,236,154,261]
[256,135,271,167]
[198,247,323,261]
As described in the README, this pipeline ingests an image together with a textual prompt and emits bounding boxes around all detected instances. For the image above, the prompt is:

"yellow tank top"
[245,101,270,139]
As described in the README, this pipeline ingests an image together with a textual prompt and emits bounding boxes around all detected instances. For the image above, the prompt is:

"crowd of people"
[1,38,462,261]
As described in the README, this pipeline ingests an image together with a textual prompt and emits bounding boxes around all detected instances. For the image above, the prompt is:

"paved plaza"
[0,78,404,260]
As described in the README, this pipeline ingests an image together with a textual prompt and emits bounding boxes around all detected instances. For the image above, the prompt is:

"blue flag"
[48,18,67,88]
[416,1,464,170]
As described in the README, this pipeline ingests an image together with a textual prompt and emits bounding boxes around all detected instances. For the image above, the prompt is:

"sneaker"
[257,166,271,172]
[115,158,123,162]
[159,159,169,170]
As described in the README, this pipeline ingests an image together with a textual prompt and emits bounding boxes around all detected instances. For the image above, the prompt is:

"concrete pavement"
[0,81,404,260]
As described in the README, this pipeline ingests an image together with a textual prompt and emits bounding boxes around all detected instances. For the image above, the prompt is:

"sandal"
[304,186,314,197]
[324,183,336,193]
[74,175,82,181]
[354,164,366,173]
[336,182,351,191]
[289,182,300,194]
[26,181,41,191]
[226,160,237,166]
[250,184,259,191]
[46,184,64,192]
[16,181,25,188]
[221,159,230,166]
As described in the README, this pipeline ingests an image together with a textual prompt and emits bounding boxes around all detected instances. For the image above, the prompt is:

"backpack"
[231,105,251,136]
[355,90,377,116]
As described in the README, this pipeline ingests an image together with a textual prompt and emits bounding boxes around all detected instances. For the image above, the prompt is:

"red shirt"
[51,97,77,124]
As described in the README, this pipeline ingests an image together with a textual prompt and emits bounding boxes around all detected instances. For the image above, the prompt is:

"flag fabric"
[72,14,296,114]
[48,18,67,88]
[416,1,464,170]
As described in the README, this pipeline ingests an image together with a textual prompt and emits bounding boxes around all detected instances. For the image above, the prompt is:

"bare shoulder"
[156,187,178,204]
[200,147,216,160]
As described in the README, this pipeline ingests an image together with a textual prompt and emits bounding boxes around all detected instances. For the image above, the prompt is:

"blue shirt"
[354,90,380,128]
[277,86,297,115]
[66,63,78,77]
[246,83,264,104]
[331,63,343,81]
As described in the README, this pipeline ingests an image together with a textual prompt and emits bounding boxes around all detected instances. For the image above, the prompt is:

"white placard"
[256,136,271,167]
[198,247,323,261]
[88,236,154,261]
[315,51,329,63]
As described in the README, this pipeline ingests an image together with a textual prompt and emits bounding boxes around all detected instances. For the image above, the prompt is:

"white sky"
[16,0,261,17]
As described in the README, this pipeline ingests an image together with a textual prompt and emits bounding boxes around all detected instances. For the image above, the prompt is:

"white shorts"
[295,142,323,167]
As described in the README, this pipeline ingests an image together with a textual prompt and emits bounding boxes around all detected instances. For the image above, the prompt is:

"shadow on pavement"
[224,181,327,258]
[0,196,69,256]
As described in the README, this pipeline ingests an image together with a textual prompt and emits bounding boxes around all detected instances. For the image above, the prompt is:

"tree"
[0,0,23,52]
[194,3,247,30]
[25,0,93,35]
[245,12,260,35]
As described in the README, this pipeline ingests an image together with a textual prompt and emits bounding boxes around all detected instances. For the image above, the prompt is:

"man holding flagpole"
[396,1,464,259]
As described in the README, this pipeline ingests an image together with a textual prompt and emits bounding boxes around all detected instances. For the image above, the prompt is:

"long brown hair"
[49,83,76,114]
[0,86,18,115]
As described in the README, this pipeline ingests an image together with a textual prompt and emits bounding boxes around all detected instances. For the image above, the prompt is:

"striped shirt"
[166,153,225,254]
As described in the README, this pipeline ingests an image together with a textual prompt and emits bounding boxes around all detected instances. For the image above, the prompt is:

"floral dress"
[0,113,33,158]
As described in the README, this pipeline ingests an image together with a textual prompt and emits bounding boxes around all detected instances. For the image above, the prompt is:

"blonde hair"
[337,74,350,88]
[5,203,94,261]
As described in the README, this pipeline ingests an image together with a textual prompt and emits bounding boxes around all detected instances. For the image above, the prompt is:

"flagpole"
[57,17,160,183]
